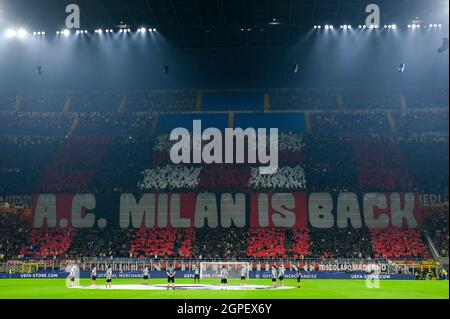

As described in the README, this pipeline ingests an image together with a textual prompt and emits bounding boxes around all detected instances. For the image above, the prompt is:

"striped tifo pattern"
[35,136,109,193]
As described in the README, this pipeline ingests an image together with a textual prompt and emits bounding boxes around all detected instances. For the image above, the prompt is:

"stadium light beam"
[17,28,27,38]
[5,28,17,38]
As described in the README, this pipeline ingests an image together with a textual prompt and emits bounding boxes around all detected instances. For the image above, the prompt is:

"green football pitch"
[0,279,447,299]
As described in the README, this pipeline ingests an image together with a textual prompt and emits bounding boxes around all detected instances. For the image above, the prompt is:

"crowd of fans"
[173,228,195,258]
[311,111,390,134]
[350,136,405,169]
[357,168,415,192]
[129,228,178,258]
[19,227,76,259]
[403,87,449,109]
[309,227,374,259]
[138,166,201,191]
[286,229,312,259]
[369,228,430,259]
[0,90,196,113]
[0,133,446,195]
[0,212,29,261]
[0,112,73,136]
[0,91,16,111]
[342,87,401,109]
[192,227,247,259]
[398,135,449,194]
[393,110,449,133]
[67,228,130,259]
[249,166,307,191]
[270,88,338,110]
[0,89,448,262]
[76,112,152,136]
[269,87,449,111]
[198,167,251,191]
[423,206,449,257]
[125,91,196,112]
[3,88,447,113]
[247,228,286,259]
[1,209,444,261]
[90,136,153,193]
[304,135,359,192]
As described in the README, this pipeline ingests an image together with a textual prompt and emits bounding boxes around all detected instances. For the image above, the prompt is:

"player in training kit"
[271,266,277,288]
[296,265,301,288]
[142,266,149,285]
[240,265,247,286]
[91,266,97,287]
[167,264,176,290]
[193,265,200,284]
[68,265,77,288]
[278,265,285,287]
[105,266,112,288]
[220,266,228,289]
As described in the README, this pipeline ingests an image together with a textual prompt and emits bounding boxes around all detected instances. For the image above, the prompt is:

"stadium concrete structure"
[0,0,448,300]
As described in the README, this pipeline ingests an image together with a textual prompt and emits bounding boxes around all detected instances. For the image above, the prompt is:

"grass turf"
[0,279,447,299]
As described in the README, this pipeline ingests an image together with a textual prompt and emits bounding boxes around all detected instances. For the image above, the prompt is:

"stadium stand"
[67,228,130,258]
[286,229,312,259]
[0,212,29,261]
[369,227,430,259]
[423,206,449,257]
[342,87,401,109]
[269,88,337,110]
[393,110,449,133]
[309,227,374,259]
[234,113,306,134]
[192,227,247,259]
[0,88,448,262]
[20,227,76,259]
[247,228,287,259]
[125,91,196,112]
[202,91,264,111]
[403,87,449,109]
[311,111,390,134]
[129,227,178,258]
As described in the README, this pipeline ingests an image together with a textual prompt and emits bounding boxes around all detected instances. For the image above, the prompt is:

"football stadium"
[0,0,448,302]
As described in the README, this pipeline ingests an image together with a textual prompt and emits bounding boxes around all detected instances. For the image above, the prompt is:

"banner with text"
[31,192,422,229]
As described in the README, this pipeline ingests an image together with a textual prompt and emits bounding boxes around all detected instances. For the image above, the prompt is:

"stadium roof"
[1,0,448,48]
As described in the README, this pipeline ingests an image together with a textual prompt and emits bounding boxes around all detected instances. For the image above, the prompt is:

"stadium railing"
[3,258,434,275]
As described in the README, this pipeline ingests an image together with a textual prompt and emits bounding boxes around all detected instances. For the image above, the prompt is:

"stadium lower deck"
[0,91,448,300]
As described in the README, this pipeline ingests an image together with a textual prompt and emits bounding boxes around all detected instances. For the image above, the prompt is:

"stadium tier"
[0,0,449,305]
[0,88,448,264]
[0,209,445,261]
